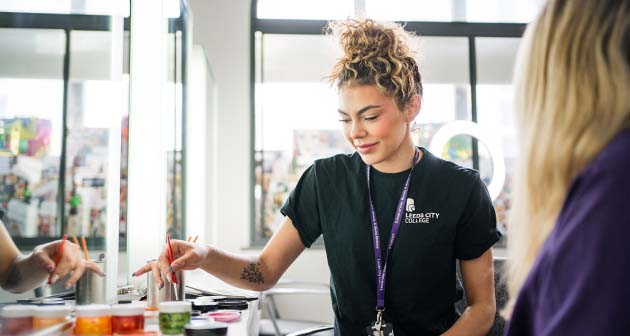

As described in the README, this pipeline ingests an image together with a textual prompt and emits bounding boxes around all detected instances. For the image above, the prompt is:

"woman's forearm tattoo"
[240,262,264,284]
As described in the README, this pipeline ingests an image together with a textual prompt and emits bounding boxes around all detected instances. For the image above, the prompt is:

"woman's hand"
[132,240,209,288]
[27,240,105,289]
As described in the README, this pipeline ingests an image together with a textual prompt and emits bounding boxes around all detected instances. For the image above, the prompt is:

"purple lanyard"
[366,148,419,310]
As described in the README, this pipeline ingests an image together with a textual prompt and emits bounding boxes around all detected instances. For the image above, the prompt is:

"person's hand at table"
[132,239,208,289]
[30,239,105,288]
[1,221,105,293]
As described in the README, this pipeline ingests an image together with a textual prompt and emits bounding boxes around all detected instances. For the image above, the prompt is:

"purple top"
[505,130,630,335]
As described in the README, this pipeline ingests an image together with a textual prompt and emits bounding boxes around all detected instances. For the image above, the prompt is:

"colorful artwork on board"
[0,117,52,157]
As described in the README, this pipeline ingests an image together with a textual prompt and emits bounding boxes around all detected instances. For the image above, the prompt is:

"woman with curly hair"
[135,19,500,336]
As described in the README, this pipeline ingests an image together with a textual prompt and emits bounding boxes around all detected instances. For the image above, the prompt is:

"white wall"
[188,0,332,323]
[188,0,251,259]
[126,0,168,282]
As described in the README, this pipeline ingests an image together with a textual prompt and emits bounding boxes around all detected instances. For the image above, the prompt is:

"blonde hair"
[326,19,423,110]
[506,0,630,316]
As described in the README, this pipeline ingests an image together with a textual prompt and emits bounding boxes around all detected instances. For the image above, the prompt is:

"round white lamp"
[428,120,506,201]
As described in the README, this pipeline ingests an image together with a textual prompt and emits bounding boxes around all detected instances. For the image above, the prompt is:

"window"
[165,29,185,239]
[64,30,129,241]
[365,0,454,22]
[0,28,65,238]
[257,0,353,20]
[476,37,521,234]
[256,0,542,23]
[0,0,130,16]
[411,37,472,169]
[463,0,541,23]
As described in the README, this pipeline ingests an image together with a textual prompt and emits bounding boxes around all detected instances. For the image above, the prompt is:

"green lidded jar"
[159,301,192,335]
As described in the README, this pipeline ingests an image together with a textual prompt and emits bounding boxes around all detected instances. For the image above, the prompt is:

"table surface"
[3,270,261,335]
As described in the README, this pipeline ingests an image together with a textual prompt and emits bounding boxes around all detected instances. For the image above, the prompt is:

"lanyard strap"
[366,148,419,310]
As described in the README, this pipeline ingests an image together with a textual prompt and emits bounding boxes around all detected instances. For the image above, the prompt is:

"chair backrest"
[488,256,508,336]
[259,281,333,336]
[455,256,508,336]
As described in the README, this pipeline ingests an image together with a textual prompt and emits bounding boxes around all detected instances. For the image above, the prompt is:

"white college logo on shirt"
[406,198,415,212]
[405,198,440,224]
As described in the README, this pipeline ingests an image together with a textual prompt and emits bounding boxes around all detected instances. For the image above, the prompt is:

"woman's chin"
[358,152,380,166]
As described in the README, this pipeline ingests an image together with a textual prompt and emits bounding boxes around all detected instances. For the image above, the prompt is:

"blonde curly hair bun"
[326,19,423,110]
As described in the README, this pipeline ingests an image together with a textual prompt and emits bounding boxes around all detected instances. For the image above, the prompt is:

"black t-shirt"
[281,148,501,336]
